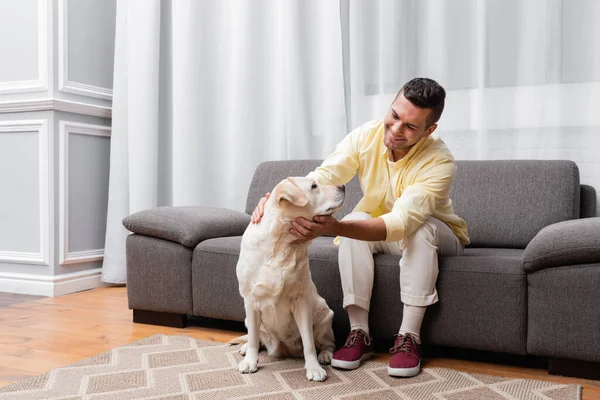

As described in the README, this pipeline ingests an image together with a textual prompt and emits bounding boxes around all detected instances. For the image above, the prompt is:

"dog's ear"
[276,178,308,207]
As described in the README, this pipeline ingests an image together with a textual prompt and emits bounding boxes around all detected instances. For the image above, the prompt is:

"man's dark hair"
[397,78,446,128]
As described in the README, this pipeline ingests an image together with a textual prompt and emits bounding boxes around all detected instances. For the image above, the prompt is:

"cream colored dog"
[233,177,345,381]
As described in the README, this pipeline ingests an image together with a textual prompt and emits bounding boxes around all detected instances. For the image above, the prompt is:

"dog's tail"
[226,334,248,346]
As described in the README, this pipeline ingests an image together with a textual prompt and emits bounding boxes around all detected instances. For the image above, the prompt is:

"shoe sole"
[331,352,374,370]
[387,362,421,377]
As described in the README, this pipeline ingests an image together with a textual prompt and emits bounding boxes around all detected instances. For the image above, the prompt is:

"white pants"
[338,212,464,310]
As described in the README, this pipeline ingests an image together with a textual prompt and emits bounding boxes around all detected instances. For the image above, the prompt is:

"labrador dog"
[232,177,345,381]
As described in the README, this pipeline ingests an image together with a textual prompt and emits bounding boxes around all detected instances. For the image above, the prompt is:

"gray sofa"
[123,159,600,379]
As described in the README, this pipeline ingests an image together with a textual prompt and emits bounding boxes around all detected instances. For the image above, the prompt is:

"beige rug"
[0,334,581,400]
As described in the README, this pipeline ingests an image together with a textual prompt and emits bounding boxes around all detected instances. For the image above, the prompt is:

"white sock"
[347,305,370,335]
[399,305,426,339]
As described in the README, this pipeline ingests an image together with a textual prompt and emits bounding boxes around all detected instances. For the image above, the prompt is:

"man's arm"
[291,158,456,243]
[380,159,455,242]
[306,125,362,186]
[335,217,387,241]
[290,215,387,242]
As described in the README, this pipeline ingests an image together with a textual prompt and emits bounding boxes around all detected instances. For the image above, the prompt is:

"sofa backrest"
[246,159,592,248]
[450,160,581,248]
[581,184,597,218]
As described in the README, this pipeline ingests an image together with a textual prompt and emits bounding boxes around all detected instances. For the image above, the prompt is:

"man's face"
[383,93,437,157]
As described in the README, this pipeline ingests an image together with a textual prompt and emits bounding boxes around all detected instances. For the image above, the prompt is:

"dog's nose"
[337,184,345,192]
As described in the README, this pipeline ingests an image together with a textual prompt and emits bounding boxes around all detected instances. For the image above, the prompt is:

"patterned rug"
[0,334,581,400]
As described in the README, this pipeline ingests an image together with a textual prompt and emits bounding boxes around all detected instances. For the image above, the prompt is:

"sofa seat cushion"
[370,248,527,354]
[190,236,344,323]
[192,236,245,321]
[192,236,527,354]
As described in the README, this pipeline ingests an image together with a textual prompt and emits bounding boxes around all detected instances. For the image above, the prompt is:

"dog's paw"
[238,343,247,356]
[306,366,327,381]
[238,357,258,374]
[317,350,333,365]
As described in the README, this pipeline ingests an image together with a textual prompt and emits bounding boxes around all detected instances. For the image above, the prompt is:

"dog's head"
[272,177,346,221]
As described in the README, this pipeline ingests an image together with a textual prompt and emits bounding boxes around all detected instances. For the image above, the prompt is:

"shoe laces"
[344,329,372,348]
[390,333,421,355]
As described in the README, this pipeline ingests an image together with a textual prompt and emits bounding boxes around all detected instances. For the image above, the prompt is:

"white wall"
[0,0,115,296]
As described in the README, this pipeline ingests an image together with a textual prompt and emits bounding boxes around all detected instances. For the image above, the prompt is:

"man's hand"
[251,192,270,223]
[290,215,339,243]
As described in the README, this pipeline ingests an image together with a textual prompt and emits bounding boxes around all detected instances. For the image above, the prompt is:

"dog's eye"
[311,182,317,189]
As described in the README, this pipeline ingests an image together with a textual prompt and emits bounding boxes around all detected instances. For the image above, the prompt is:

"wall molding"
[61,249,105,265]
[0,98,112,118]
[59,121,111,266]
[58,0,113,100]
[0,120,50,266]
[0,251,47,266]
[0,0,48,95]
[0,268,106,297]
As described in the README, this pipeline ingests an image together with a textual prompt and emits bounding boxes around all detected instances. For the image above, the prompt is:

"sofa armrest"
[122,206,250,248]
[523,218,600,273]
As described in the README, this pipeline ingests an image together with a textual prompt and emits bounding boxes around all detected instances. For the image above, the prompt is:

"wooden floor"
[0,287,598,398]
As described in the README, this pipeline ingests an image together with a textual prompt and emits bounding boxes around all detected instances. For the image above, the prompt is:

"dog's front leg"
[293,300,327,381]
[238,303,260,374]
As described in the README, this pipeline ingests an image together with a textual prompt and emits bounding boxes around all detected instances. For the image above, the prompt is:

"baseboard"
[0,268,107,297]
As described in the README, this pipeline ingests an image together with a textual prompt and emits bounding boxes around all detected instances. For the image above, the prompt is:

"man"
[251,77,469,377]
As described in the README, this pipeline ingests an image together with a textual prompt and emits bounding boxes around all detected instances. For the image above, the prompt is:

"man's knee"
[342,211,372,222]
[404,217,437,244]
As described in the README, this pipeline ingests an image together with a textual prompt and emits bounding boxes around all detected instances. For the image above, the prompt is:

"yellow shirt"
[306,120,470,245]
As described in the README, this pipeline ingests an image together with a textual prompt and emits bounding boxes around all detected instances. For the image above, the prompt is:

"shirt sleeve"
[305,125,362,185]
[380,158,456,242]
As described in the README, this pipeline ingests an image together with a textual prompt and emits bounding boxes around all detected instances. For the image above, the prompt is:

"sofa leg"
[548,357,600,380]
[133,309,187,328]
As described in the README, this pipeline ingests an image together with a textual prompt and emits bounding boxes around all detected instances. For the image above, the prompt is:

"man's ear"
[276,178,308,207]
[425,123,438,137]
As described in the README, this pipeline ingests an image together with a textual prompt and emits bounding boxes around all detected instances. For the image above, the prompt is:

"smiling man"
[252,77,470,377]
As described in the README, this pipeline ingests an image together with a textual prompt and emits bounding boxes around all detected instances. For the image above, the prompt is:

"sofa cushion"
[450,160,580,248]
[123,206,250,248]
[370,248,527,354]
[523,218,600,272]
[191,235,527,354]
[191,236,347,326]
[192,236,245,321]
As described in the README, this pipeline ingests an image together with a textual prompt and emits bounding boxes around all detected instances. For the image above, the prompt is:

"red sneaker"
[331,329,374,370]
[388,333,422,377]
